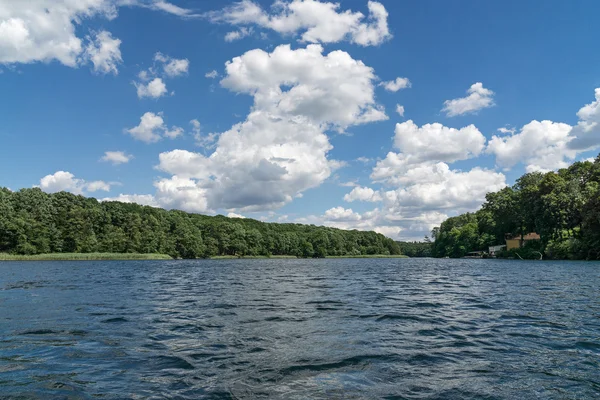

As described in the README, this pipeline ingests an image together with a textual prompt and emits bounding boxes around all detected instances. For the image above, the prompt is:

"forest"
[396,241,432,258]
[0,188,401,259]
[431,155,600,260]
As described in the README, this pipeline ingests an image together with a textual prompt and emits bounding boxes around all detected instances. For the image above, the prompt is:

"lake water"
[1,258,599,399]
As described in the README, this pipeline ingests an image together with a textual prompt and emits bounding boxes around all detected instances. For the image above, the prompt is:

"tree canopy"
[0,188,401,259]
[432,155,600,260]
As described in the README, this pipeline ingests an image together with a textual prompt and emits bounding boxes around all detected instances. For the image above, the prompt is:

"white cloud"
[485,88,600,171]
[497,126,515,135]
[86,180,111,192]
[135,77,168,99]
[155,52,189,77]
[102,193,158,207]
[225,27,253,42]
[442,82,495,117]
[569,88,600,151]
[324,207,362,221]
[205,70,218,79]
[390,120,486,167]
[0,0,117,68]
[38,171,111,195]
[164,126,184,139]
[82,30,122,75]
[100,151,132,165]
[325,116,507,240]
[149,1,194,17]
[133,52,188,98]
[486,120,575,172]
[0,1,196,72]
[356,156,372,164]
[126,112,182,143]
[396,104,405,117]
[39,171,85,194]
[207,0,391,46]
[227,212,246,218]
[190,119,217,148]
[379,77,411,92]
[153,44,385,213]
[380,164,506,211]
[221,44,386,129]
[343,186,382,202]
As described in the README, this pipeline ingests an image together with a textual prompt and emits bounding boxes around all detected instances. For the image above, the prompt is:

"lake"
[1,258,599,399]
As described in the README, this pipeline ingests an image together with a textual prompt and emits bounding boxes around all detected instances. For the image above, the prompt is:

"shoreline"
[0,253,409,261]
[0,253,173,261]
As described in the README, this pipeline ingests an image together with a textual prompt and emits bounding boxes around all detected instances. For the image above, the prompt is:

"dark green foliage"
[432,155,600,260]
[396,241,432,257]
[0,188,401,259]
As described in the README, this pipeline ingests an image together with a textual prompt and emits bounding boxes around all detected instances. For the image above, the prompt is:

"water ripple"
[0,258,599,399]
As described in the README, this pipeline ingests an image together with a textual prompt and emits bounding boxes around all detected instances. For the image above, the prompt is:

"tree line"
[0,188,401,259]
[431,155,600,260]
[396,241,432,258]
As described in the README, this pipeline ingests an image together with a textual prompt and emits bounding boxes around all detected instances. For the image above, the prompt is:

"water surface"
[1,258,599,399]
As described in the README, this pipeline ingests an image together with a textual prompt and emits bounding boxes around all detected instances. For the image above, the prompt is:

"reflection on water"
[1,258,599,399]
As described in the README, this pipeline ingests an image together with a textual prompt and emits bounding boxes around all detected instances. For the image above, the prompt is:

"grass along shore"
[0,253,172,261]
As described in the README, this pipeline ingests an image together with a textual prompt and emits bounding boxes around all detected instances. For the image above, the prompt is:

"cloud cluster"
[126,112,183,143]
[486,88,600,172]
[207,0,391,46]
[131,44,386,213]
[134,52,189,99]
[0,0,118,69]
[329,120,507,240]
[39,171,111,195]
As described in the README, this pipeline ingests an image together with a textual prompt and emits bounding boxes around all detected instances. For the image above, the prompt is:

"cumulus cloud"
[392,120,486,165]
[486,120,575,172]
[0,1,196,72]
[205,70,218,79]
[0,0,118,68]
[38,171,111,195]
[324,206,362,221]
[442,82,495,117]
[568,88,600,151]
[484,88,600,171]
[379,77,411,92]
[126,112,183,143]
[227,212,246,218]
[343,186,382,202]
[100,151,132,165]
[150,44,386,213]
[135,77,168,99]
[101,193,158,207]
[328,118,507,240]
[206,0,391,46]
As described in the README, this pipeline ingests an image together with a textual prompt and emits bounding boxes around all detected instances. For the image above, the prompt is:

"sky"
[1,0,600,241]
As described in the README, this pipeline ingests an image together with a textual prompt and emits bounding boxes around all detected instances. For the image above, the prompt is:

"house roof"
[508,232,541,241]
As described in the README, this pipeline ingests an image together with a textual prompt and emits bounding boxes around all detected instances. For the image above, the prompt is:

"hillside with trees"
[0,188,401,259]
[431,155,600,260]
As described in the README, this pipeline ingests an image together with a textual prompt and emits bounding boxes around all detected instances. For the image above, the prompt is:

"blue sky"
[1,0,600,240]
